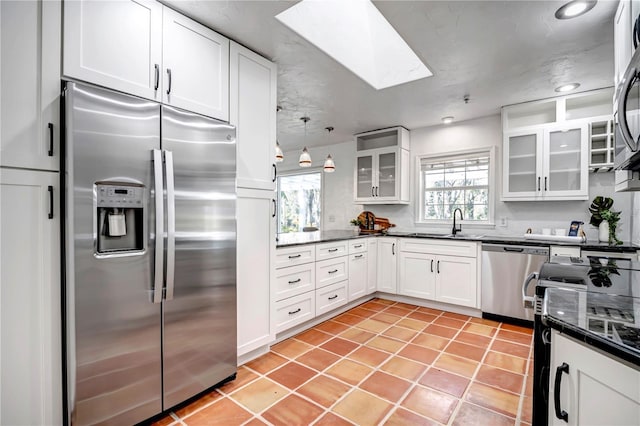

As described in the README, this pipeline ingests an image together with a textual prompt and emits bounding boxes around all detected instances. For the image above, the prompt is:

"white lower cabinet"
[549,330,640,426]
[237,189,276,356]
[0,168,61,425]
[273,263,315,302]
[399,251,436,299]
[398,239,479,308]
[316,281,348,316]
[377,238,398,293]
[274,292,315,334]
[348,251,368,301]
[316,256,348,288]
[367,238,378,294]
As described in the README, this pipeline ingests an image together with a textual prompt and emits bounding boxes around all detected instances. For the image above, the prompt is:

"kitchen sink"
[405,232,485,239]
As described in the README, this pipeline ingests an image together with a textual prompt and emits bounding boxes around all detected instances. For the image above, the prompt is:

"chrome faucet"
[452,208,463,236]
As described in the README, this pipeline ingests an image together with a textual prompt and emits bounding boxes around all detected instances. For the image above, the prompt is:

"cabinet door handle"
[553,362,569,423]
[328,269,338,274]
[154,64,159,90]
[328,294,338,300]
[430,259,433,273]
[47,186,54,219]
[288,278,301,284]
[288,254,301,259]
[328,248,338,252]
[272,199,276,218]
[371,186,375,197]
[544,176,548,191]
[537,177,541,191]
[375,186,379,197]
[354,254,363,259]
[288,308,301,315]
[437,260,440,274]
[47,123,54,157]
[392,243,395,255]
[166,68,172,95]
[272,163,277,182]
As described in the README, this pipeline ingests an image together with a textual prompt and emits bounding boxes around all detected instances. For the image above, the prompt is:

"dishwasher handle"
[482,243,549,257]
[522,271,538,309]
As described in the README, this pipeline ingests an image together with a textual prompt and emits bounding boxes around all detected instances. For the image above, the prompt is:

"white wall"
[287,115,634,242]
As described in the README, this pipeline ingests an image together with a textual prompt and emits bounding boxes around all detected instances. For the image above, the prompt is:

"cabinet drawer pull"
[328,269,338,274]
[166,68,172,95]
[328,294,338,300]
[553,362,569,422]
[288,278,301,284]
[288,254,302,259]
[47,123,54,157]
[47,186,54,219]
[154,64,159,90]
[288,308,301,315]
[354,244,362,248]
[354,254,363,259]
[328,248,339,252]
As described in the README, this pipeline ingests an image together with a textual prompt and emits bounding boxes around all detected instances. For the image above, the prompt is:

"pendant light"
[299,116,312,167]
[275,105,284,162]
[323,126,336,173]
[275,141,284,162]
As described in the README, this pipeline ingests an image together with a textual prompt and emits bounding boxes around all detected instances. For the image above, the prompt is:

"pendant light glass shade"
[323,154,335,172]
[299,147,312,167]
[299,116,311,167]
[275,141,284,162]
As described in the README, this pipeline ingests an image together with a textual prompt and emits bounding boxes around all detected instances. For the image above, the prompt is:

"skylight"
[275,0,432,90]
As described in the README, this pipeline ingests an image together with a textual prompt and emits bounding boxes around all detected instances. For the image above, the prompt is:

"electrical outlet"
[328,215,335,223]
[499,216,508,227]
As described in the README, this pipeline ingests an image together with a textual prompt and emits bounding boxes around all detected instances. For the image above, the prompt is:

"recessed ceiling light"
[442,116,454,124]
[275,0,432,90]
[555,1,597,19]
[555,83,581,92]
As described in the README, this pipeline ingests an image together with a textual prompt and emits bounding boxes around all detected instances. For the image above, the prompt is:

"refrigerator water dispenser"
[96,182,145,254]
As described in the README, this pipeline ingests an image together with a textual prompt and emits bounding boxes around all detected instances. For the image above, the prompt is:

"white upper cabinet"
[502,89,612,201]
[63,0,230,120]
[230,42,278,190]
[1,0,61,171]
[63,0,163,102]
[614,0,632,88]
[162,7,229,121]
[354,127,410,204]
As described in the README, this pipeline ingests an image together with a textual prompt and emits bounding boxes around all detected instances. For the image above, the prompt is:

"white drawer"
[273,263,315,301]
[316,240,348,261]
[552,245,580,257]
[275,245,315,269]
[274,291,315,334]
[315,256,349,289]
[315,280,348,316]
[400,238,478,258]
[348,239,367,254]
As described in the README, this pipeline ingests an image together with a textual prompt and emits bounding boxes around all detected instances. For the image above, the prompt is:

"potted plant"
[349,218,362,235]
[588,196,622,245]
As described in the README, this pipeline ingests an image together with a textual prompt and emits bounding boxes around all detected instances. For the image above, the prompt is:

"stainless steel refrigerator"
[63,82,237,425]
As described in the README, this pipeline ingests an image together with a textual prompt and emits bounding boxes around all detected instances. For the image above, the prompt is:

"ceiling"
[164,0,617,151]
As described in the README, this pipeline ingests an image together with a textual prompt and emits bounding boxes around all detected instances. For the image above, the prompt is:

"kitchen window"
[417,148,494,224]
[277,171,322,233]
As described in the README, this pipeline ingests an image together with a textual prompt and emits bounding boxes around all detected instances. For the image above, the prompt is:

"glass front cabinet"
[354,127,410,204]
[503,123,588,201]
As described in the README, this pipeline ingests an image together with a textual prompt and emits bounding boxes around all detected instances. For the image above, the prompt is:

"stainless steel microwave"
[615,45,640,170]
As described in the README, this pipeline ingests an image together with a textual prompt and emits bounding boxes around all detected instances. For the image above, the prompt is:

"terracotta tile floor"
[154,298,534,425]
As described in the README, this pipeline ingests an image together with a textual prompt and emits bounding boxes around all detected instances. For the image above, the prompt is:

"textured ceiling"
[163,0,617,150]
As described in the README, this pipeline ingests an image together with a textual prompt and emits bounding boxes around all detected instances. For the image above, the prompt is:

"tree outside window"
[277,172,321,233]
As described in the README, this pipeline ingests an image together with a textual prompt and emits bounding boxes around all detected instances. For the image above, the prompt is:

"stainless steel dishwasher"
[481,243,549,324]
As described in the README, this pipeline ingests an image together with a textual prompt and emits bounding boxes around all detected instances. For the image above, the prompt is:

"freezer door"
[65,82,162,424]
[161,105,237,408]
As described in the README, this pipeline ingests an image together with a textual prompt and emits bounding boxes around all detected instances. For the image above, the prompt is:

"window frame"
[415,146,496,227]
[276,167,325,233]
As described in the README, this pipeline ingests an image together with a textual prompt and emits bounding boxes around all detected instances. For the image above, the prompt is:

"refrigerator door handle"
[164,150,176,301]
[152,149,165,304]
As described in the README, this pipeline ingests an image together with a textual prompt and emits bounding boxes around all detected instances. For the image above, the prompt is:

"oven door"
[616,47,640,170]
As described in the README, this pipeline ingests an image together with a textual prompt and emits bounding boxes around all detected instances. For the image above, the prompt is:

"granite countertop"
[543,287,640,367]
[276,229,639,251]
